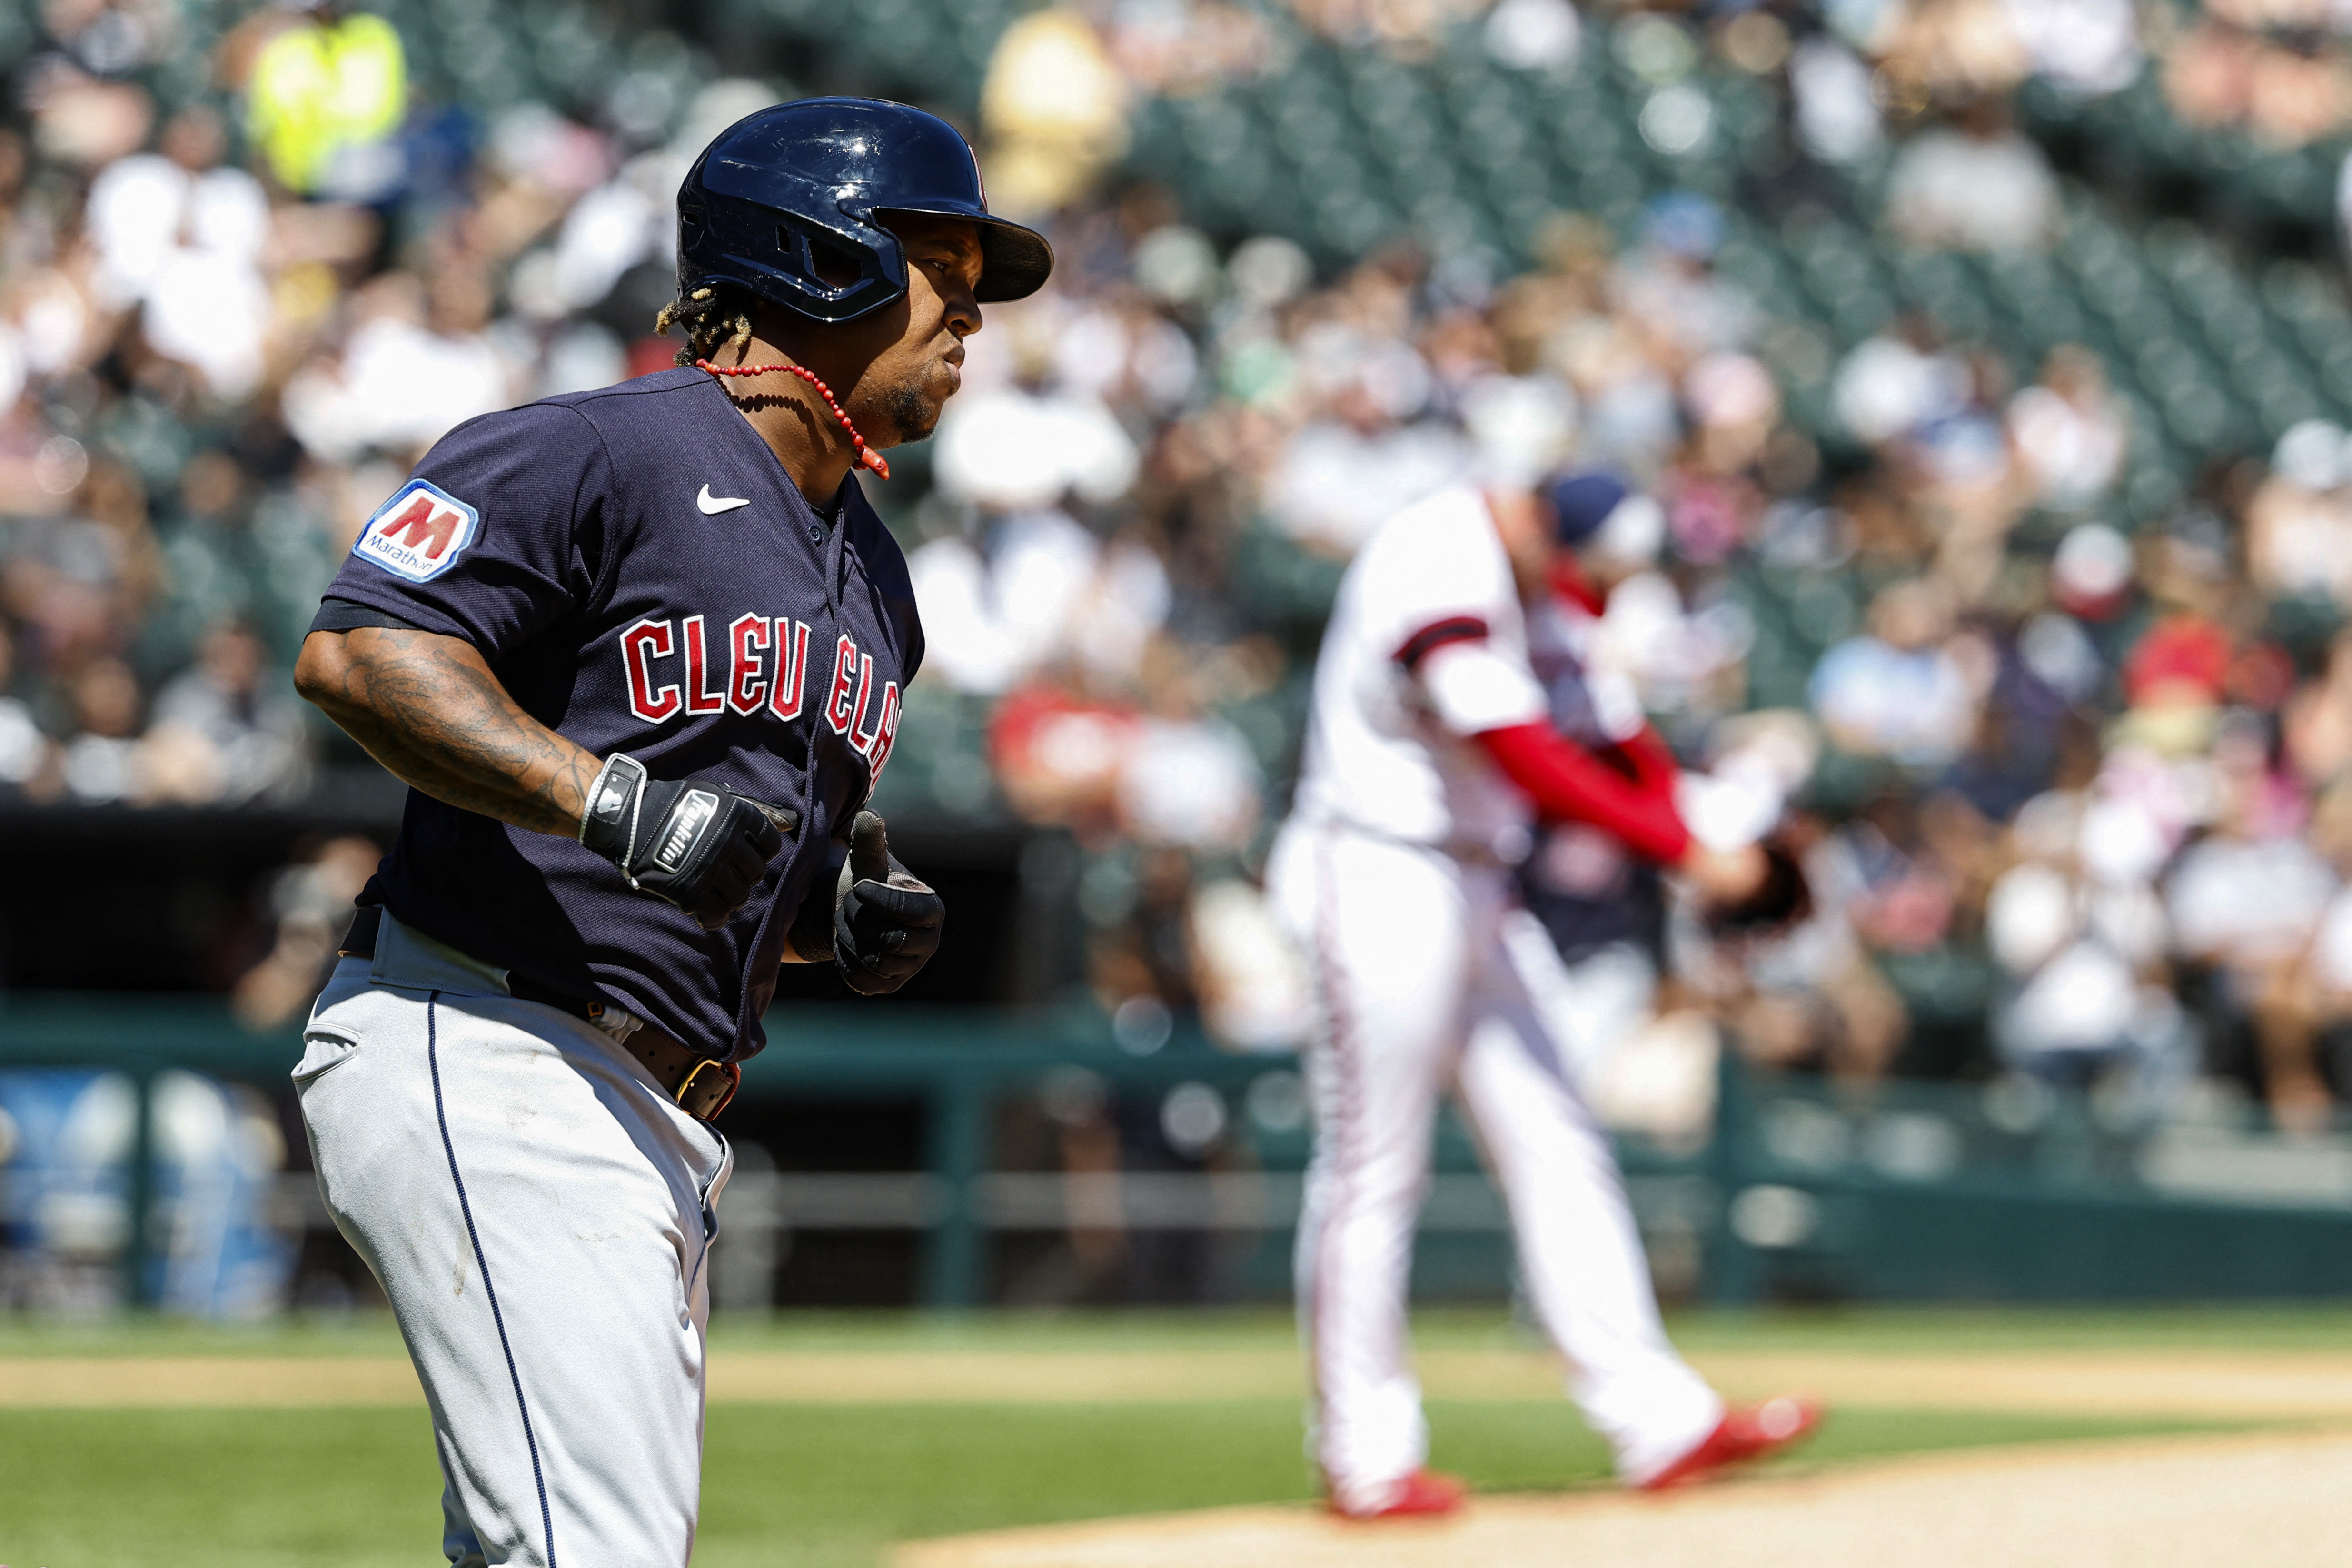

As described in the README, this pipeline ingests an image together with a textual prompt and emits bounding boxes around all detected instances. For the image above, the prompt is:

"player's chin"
[880,382,947,445]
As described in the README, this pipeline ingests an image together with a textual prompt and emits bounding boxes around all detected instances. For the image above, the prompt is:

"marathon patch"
[354,479,481,583]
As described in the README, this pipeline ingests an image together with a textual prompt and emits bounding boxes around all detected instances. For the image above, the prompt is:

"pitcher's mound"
[895,1429,2352,1568]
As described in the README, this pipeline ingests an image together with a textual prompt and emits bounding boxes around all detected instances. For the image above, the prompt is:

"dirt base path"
[11,1346,2352,1416]
[895,1428,2352,1568]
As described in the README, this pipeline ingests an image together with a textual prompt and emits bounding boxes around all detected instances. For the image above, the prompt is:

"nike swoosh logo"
[697,484,750,515]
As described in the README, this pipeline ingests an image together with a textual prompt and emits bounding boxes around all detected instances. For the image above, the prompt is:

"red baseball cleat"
[1638,1396,1821,1491]
[1327,1469,1469,1520]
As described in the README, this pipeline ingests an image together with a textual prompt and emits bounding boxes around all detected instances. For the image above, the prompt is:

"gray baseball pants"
[294,912,732,1567]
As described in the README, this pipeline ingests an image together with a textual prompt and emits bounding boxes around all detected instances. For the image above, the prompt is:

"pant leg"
[1270,824,1466,1508]
[1499,916,1659,1090]
[1454,890,1721,1484]
[295,942,728,1567]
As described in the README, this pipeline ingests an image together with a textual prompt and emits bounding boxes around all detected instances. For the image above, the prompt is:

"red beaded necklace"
[695,358,891,479]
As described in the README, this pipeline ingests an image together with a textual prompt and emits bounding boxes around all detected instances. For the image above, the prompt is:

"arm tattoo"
[303,627,600,838]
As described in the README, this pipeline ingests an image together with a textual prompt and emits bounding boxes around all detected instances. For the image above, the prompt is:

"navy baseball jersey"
[315,367,923,1061]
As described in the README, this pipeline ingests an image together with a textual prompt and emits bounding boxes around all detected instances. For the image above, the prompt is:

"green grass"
[4,1402,2238,1568]
[11,1300,2352,1359]
[711,1301,2352,1356]
[1,1304,2334,1566]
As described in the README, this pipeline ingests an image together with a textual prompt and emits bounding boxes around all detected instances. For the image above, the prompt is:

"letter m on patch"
[354,479,482,584]
[383,493,459,556]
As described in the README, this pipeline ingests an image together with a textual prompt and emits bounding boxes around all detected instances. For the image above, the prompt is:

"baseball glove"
[1704,837,1812,936]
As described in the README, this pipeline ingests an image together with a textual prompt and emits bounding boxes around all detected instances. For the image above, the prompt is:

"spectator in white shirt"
[1810,577,1990,768]
[1886,99,2062,254]
[2008,346,2127,510]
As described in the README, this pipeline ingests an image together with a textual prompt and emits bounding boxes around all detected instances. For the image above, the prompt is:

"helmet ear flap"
[764,209,903,320]
[801,229,865,291]
[783,221,881,294]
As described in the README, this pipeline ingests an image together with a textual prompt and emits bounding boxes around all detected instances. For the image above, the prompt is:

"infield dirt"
[893,1426,2352,1568]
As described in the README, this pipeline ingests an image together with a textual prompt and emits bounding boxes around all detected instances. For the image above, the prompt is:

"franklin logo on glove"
[655,793,719,873]
[579,754,787,931]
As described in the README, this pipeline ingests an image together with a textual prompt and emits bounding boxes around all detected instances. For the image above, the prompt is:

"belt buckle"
[675,1058,741,1121]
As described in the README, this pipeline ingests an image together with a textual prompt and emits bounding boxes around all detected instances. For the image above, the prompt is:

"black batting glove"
[833,810,944,995]
[580,753,786,931]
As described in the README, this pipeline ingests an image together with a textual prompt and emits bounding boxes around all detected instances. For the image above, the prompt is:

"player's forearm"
[1473,721,1692,863]
[295,627,599,837]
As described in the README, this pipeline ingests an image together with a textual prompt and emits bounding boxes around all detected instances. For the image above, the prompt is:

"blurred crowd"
[922,0,2352,1137]
[1032,0,2351,153]
[0,0,758,806]
[18,0,2352,1136]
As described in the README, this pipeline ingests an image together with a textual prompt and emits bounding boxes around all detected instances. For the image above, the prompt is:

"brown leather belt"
[337,906,740,1121]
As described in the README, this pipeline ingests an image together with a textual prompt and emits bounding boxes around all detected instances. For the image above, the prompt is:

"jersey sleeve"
[309,597,428,634]
[1362,495,1546,735]
[1474,721,1692,863]
[1417,639,1548,734]
[318,402,614,660]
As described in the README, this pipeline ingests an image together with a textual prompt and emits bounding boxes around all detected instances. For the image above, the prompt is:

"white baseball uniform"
[1266,484,1720,1509]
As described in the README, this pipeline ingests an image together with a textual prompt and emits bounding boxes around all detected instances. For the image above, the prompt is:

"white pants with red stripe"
[1267,820,1720,1508]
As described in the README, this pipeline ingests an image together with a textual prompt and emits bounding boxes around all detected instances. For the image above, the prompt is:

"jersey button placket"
[823,507,847,614]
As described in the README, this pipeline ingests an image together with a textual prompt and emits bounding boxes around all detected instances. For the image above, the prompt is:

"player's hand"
[1679,842,1766,906]
[834,810,944,995]
[579,753,785,930]
[1688,837,1813,936]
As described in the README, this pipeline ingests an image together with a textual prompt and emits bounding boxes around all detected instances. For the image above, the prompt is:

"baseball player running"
[288,99,1049,1566]
[1266,478,1819,1518]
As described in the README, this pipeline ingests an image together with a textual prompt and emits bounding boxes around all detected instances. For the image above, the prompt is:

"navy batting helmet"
[1544,471,1630,545]
[678,96,1054,325]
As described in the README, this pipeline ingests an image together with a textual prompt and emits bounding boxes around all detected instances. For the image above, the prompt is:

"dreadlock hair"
[653,281,756,367]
